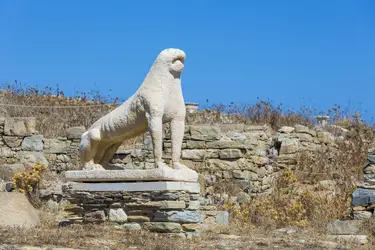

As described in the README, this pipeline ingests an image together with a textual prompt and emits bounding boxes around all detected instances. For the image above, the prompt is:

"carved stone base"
[65,167,199,183]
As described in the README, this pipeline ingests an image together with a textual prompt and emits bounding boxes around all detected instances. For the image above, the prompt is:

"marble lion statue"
[79,48,190,171]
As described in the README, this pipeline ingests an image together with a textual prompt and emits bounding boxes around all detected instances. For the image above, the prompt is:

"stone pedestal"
[62,175,202,237]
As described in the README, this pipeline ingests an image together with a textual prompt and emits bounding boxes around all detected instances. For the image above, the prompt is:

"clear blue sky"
[1,1,375,120]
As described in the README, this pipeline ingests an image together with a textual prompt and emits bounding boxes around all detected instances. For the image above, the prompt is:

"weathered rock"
[182,149,219,160]
[120,223,142,230]
[153,210,201,223]
[251,156,269,166]
[219,123,245,132]
[44,139,71,154]
[143,222,182,233]
[232,170,248,179]
[187,200,200,210]
[278,126,295,133]
[0,147,13,158]
[317,132,335,144]
[109,208,128,223]
[352,188,375,206]
[3,117,36,136]
[216,211,229,225]
[190,125,221,141]
[220,149,243,159]
[83,211,106,223]
[352,206,366,211]
[182,223,201,231]
[66,126,85,139]
[294,124,316,137]
[151,193,179,200]
[206,140,247,149]
[127,216,150,222]
[352,211,372,220]
[22,135,44,151]
[56,154,71,163]
[226,131,247,141]
[279,139,300,155]
[19,151,49,168]
[327,220,362,235]
[0,192,40,228]
[186,140,206,149]
[2,136,22,148]
[256,167,267,178]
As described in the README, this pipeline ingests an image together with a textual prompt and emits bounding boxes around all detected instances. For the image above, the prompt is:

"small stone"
[0,147,13,158]
[182,149,219,160]
[278,126,295,133]
[121,223,141,230]
[111,203,123,208]
[364,164,375,174]
[44,138,71,154]
[2,136,22,148]
[352,188,375,206]
[216,211,229,226]
[190,125,221,141]
[65,205,84,214]
[182,224,201,232]
[187,200,200,210]
[352,211,372,220]
[186,140,206,149]
[143,222,182,233]
[127,216,150,222]
[152,192,180,200]
[353,206,366,211]
[294,124,316,136]
[83,211,106,223]
[159,201,186,209]
[226,131,247,141]
[109,208,128,223]
[190,194,200,200]
[21,135,44,151]
[219,149,243,159]
[256,167,267,178]
[4,117,36,136]
[219,123,245,133]
[66,126,86,139]
[185,231,200,239]
[126,210,154,215]
[153,210,201,223]
[236,192,251,204]
[206,140,246,149]
[327,220,362,235]
[252,156,269,166]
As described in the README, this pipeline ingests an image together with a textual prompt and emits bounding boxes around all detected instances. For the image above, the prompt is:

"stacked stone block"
[351,152,375,220]
[62,183,205,236]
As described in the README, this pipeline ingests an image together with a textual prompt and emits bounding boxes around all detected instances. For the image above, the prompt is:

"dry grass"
[2,82,373,137]
[217,120,374,238]
[0,82,119,137]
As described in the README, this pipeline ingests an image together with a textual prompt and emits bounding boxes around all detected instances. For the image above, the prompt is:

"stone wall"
[0,117,83,177]
[1,117,342,202]
[351,152,375,220]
